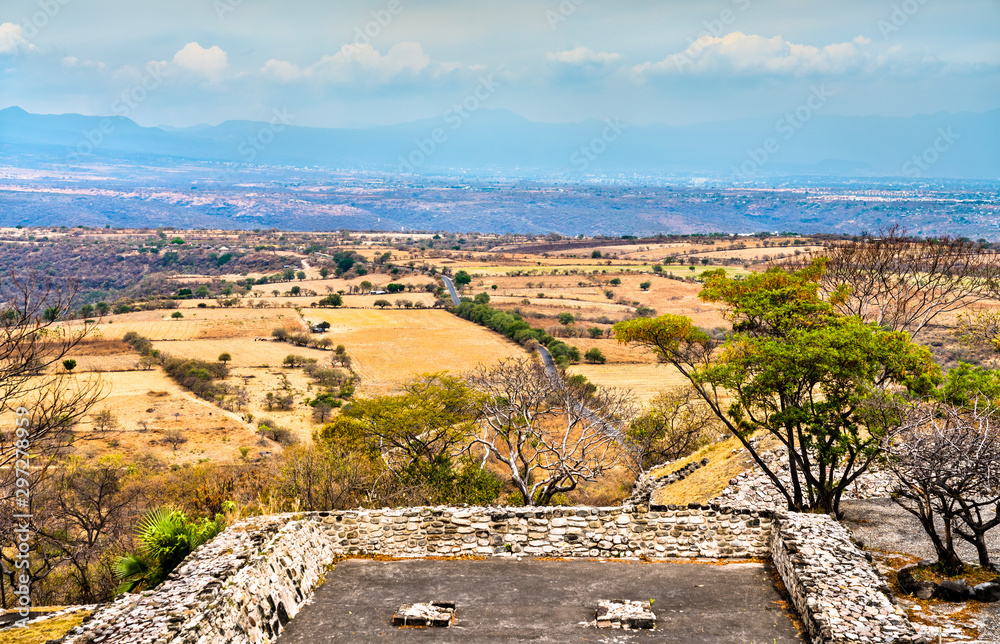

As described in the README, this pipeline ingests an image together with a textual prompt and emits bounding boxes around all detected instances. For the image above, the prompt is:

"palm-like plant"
[115,507,223,593]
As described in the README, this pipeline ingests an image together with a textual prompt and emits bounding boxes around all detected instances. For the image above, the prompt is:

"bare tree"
[162,429,188,452]
[886,401,1000,572]
[0,271,107,606]
[90,408,118,433]
[623,386,716,476]
[467,357,635,506]
[784,227,1000,338]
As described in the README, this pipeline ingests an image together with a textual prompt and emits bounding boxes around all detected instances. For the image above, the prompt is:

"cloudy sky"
[1,0,998,128]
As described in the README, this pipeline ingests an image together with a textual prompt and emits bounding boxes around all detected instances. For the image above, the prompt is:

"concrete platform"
[277,558,805,643]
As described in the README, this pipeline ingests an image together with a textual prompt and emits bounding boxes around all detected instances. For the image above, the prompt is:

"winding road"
[442,275,461,306]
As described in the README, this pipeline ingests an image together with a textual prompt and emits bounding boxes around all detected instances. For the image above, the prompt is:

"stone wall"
[60,504,771,644]
[770,512,917,644]
[61,514,338,644]
[313,503,771,559]
[61,504,920,644]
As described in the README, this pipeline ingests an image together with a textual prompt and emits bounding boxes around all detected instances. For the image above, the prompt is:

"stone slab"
[276,558,805,643]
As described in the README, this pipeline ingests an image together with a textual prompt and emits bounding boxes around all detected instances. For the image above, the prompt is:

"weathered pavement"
[277,558,805,643]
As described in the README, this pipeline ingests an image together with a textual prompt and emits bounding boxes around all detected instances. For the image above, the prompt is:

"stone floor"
[277,558,806,643]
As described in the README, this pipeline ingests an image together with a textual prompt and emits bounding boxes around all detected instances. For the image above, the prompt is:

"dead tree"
[887,401,1000,572]
[0,271,107,606]
[783,227,1000,338]
[467,357,635,506]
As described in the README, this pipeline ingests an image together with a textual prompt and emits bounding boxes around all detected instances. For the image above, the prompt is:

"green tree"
[62,359,77,372]
[218,353,231,364]
[453,270,472,287]
[374,299,391,309]
[592,250,602,259]
[320,267,329,278]
[584,348,606,364]
[588,326,604,339]
[614,261,940,515]
[297,270,306,281]
[640,281,652,291]
[558,312,575,326]
[318,374,484,504]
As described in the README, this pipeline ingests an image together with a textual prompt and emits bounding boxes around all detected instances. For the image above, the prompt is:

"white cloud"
[262,42,440,84]
[0,23,37,55]
[62,56,107,71]
[172,42,229,80]
[636,32,875,78]
[547,47,623,66]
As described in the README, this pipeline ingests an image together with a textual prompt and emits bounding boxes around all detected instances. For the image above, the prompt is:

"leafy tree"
[453,270,472,286]
[386,283,405,294]
[592,250,602,259]
[609,278,621,286]
[640,281,652,291]
[319,374,483,504]
[171,311,183,319]
[374,299,391,309]
[62,359,77,372]
[296,270,306,281]
[320,293,343,307]
[615,261,940,515]
[584,348,606,364]
[558,312,575,326]
[319,267,329,278]
[217,353,231,364]
[588,327,604,339]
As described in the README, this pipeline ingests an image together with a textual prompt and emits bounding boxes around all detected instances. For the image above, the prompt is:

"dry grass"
[0,610,91,644]
[78,308,302,341]
[303,309,526,395]
[567,363,688,404]
[649,435,757,506]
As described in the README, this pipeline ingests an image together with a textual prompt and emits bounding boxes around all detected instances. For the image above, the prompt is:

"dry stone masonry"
[59,503,920,644]
[771,512,917,644]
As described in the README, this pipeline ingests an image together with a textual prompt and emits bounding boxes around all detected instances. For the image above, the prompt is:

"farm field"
[69,370,263,465]
[80,308,303,341]
[566,363,689,404]
[303,308,526,395]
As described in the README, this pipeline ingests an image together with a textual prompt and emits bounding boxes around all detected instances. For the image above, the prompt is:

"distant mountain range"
[1,106,998,179]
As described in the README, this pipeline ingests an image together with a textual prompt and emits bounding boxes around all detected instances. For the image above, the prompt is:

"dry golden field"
[65,370,265,465]
[303,308,526,395]
[79,308,303,341]
[567,363,689,404]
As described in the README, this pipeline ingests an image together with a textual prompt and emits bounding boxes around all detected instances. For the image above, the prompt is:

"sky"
[0,0,998,129]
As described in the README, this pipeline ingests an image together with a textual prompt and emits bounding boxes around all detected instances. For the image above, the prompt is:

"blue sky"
[1,0,998,128]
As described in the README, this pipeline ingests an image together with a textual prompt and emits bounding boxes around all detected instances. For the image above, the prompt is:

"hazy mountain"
[1,106,997,179]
